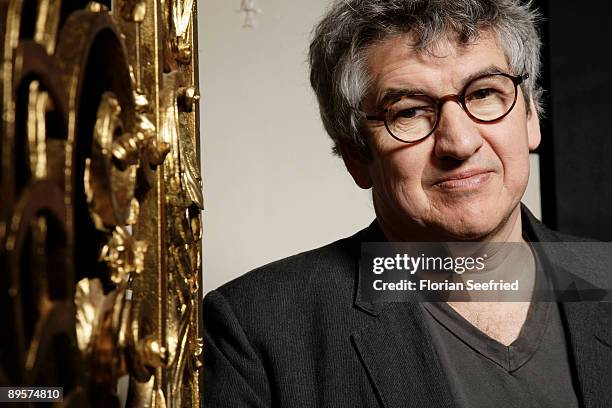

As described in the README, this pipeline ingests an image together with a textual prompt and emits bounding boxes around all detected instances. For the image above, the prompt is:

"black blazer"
[203,206,612,407]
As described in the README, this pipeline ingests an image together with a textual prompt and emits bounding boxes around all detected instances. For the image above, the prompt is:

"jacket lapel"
[351,301,455,408]
[561,301,612,408]
[522,205,612,407]
[351,221,455,408]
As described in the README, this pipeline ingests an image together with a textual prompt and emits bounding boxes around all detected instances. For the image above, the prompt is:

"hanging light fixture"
[237,0,262,28]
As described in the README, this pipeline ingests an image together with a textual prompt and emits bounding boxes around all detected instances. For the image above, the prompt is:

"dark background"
[535,0,612,240]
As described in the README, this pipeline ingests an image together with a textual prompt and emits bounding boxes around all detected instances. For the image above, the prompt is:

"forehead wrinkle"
[367,43,448,108]
[366,31,510,108]
[365,39,440,106]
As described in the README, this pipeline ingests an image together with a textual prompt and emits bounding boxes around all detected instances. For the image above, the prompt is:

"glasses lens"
[385,95,437,142]
[464,75,517,121]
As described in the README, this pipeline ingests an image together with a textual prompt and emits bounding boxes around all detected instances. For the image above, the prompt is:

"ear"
[526,96,541,151]
[338,141,373,189]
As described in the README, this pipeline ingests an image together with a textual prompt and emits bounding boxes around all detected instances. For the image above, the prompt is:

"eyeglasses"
[365,73,529,143]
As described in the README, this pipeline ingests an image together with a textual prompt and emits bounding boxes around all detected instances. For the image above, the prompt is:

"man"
[203,1,612,406]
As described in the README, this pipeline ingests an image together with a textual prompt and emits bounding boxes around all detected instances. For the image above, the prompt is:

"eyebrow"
[375,64,510,111]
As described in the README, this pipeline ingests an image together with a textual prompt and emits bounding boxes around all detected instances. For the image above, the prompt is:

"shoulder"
[217,229,359,296]
[203,225,367,330]
[522,204,597,243]
[523,206,612,288]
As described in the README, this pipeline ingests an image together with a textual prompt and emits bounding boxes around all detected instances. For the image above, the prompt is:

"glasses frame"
[365,72,529,144]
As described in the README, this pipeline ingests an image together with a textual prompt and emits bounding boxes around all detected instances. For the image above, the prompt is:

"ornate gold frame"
[0,1,203,406]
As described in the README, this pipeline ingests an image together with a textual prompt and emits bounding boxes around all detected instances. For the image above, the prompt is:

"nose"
[433,99,483,161]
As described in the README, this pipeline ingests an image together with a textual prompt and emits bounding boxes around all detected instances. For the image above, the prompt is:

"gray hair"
[309,0,543,159]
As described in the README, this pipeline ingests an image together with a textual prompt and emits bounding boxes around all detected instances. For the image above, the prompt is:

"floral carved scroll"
[0,1,202,406]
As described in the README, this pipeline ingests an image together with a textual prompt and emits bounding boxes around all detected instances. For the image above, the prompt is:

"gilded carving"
[85,92,139,229]
[121,0,147,23]
[26,81,50,179]
[75,277,106,356]
[171,0,194,63]
[1,1,202,406]
[160,68,202,408]
[99,226,148,283]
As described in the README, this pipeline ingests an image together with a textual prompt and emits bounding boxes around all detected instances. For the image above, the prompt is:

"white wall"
[198,0,374,293]
[198,0,541,293]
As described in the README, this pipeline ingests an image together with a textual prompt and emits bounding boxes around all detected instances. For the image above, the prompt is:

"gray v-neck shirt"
[422,241,581,408]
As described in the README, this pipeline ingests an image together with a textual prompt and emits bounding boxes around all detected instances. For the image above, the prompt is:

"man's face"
[345,31,541,241]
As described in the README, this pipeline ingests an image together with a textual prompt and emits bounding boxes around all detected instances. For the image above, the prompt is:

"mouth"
[434,169,494,191]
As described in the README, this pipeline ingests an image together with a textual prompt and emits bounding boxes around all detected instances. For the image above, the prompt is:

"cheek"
[488,125,532,189]
[370,142,432,206]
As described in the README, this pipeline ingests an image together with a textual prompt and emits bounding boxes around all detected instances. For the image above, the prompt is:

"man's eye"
[467,88,496,100]
[397,108,419,118]
[392,106,431,119]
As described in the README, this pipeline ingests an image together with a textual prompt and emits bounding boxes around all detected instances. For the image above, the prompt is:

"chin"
[441,223,497,241]
[430,205,507,241]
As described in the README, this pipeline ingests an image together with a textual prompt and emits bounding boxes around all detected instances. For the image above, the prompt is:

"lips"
[434,169,494,190]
